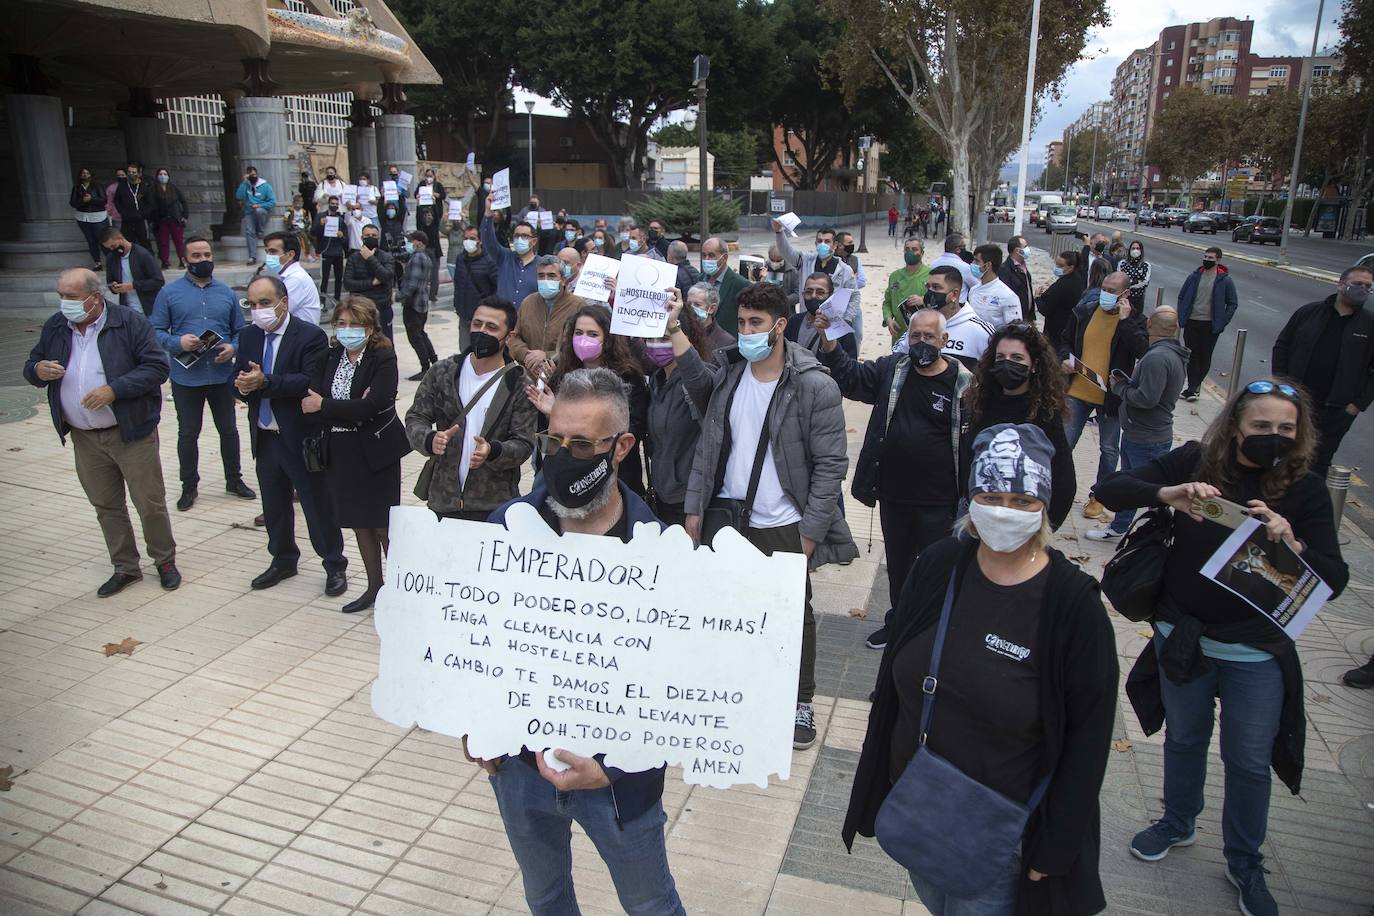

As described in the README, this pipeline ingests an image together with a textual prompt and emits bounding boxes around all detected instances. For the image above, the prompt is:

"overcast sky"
[1024,0,1344,163]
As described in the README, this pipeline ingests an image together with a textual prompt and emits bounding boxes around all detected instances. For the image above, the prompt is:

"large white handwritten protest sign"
[609,254,677,338]
[573,253,621,302]
[371,505,805,788]
[489,168,511,210]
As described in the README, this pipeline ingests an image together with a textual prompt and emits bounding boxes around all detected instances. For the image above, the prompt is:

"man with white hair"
[478,367,685,915]
[814,305,974,652]
[24,268,180,597]
[666,238,700,300]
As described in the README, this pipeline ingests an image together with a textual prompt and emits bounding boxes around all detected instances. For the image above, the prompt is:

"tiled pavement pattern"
[1,229,1372,914]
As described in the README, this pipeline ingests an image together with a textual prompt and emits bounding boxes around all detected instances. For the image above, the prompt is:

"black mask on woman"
[469,330,503,359]
[543,440,618,509]
[1239,433,1295,469]
[990,358,1030,390]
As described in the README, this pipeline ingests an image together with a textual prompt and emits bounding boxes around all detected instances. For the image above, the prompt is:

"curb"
[1093,222,1342,284]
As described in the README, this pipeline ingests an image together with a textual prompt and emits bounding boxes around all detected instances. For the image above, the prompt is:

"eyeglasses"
[908,331,942,343]
[534,432,623,459]
[1245,380,1299,399]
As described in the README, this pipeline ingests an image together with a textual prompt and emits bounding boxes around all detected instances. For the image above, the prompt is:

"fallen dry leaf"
[1311,693,1331,704]
[0,765,13,790]
[6,447,20,452]
[848,607,867,619]
[1113,739,1133,752]
[103,637,141,657]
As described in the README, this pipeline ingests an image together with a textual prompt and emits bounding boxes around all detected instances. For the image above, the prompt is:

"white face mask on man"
[968,502,1043,553]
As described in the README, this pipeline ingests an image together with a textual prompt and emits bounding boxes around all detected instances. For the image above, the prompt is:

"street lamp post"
[858,133,873,253]
[1063,128,1072,196]
[1279,0,1325,266]
[524,100,535,203]
[693,55,710,246]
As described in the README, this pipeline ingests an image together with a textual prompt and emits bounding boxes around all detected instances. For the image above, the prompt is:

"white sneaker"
[1084,528,1121,541]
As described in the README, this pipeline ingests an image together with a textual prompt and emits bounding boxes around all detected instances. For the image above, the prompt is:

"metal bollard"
[1225,329,1248,400]
[1327,465,1353,533]
[1156,287,1164,309]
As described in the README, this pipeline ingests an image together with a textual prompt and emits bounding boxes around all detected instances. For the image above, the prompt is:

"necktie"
[260,333,276,429]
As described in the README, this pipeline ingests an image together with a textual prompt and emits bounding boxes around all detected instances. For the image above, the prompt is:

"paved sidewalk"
[1,227,1372,914]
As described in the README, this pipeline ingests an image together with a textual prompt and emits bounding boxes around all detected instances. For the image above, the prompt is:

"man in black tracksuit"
[1272,265,1374,475]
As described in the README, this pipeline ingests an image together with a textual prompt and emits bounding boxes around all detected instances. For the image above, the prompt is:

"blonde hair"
[953,509,1054,551]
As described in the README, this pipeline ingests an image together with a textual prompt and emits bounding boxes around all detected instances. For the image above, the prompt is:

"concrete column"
[235,96,290,224]
[376,114,416,230]
[123,89,170,173]
[347,98,378,184]
[214,103,248,261]
[0,93,88,271]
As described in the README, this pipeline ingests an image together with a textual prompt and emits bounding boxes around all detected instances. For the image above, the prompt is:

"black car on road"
[1183,212,1218,234]
[1232,216,1283,245]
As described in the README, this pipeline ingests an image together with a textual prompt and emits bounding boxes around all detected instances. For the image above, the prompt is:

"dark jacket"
[818,345,973,509]
[24,304,169,444]
[645,346,715,505]
[843,538,1119,916]
[1272,294,1374,410]
[1112,337,1189,444]
[785,312,857,360]
[998,257,1035,323]
[405,352,537,514]
[1036,271,1086,350]
[1094,441,1348,794]
[152,183,189,224]
[343,247,397,315]
[452,249,499,322]
[315,211,347,259]
[1057,293,1149,413]
[113,178,154,223]
[488,480,667,822]
[104,243,166,316]
[712,267,751,340]
[308,343,408,458]
[399,248,433,312]
[960,391,1075,529]
[675,262,701,302]
[1176,264,1239,332]
[234,317,330,456]
[69,181,106,214]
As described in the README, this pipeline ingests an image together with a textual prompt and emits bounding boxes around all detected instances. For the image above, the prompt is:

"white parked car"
[1077,206,1093,218]
[1045,207,1078,234]
[1096,205,1117,221]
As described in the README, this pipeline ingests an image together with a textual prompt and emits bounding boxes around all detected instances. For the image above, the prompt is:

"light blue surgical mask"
[60,296,92,324]
[815,242,832,260]
[560,263,573,279]
[538,279,561,299]
[513,237,531,254]
[970,263,983,279]
[593,237,604,248]
[1099,289,1120,311]
[564,229,576,242]
[628,239,641,253]
[1052,266,1064,277]
[691,305,710,322]
[404,241,415,254]
[618,231,630,242]
[737,329,775,363]
[336,327,368,351]
[702,258,719,276]
[263,254,282,274]
[386,208,396,219]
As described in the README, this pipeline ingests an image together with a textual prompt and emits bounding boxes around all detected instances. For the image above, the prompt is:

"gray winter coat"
[1113,337,1189,445]
[646,346,716,505]
[686,341,859,569]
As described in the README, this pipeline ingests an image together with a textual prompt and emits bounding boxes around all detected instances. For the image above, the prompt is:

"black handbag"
[875,571,1052,898]
[362,409,412,472]
[1100,506,1173,622]
[700,373,779,545]
[301,428,329,473]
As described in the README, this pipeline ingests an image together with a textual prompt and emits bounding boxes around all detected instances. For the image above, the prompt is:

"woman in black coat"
[70,166,108,269]
[845,423,1118,916]
[302,295,411,613]
[152,167,190,269]
[1036,248,1086,347]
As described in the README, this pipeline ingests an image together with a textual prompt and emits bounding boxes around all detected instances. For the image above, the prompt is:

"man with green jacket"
[883,236,930,341]
[697,236,749,339]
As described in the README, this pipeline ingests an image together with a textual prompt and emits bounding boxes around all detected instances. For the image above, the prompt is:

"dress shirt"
[258,313,291,432]
[59,308,117,430]
[151,275,243,386]
[280,261,321,325]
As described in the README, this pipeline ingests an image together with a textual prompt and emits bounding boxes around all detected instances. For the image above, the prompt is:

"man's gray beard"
[545,478,615,520]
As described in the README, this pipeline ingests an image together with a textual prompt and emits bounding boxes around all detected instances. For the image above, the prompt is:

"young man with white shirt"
[967,244,1022,329]
[262,232,321,325]
[355,172,379,222]
[405,298,538,521]
[929,232,976,300]
[685,281,857,752]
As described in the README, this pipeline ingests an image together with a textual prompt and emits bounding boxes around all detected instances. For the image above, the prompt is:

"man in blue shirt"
[234,165,277,266]
[150,236,256,510]
[481,201,539,305]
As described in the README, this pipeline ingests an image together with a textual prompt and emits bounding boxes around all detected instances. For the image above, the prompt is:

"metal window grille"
[160,95,225,137]
[159,91,352,143]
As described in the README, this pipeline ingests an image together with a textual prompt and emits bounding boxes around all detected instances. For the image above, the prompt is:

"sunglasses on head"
[1245,380,1298,399]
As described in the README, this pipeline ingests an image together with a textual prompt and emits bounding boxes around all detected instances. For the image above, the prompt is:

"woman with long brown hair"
[302,295,411,613]
[525,304,649,495]
[1095,379,1347,916]
[961,322,1075,529]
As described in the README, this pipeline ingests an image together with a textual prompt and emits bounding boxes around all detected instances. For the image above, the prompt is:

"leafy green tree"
[1335,0,1374,236]
[1146,90,1219,202]
[879,117,950,193]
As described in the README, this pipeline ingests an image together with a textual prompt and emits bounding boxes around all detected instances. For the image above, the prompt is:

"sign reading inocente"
[609,254,678,338]
[371,505,805,788]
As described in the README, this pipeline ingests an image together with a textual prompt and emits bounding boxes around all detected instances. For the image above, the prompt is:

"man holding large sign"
[374,368,805,914]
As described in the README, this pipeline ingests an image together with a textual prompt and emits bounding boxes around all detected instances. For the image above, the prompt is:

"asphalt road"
[1069,220,1374,530]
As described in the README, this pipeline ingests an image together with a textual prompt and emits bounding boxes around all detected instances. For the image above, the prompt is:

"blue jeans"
[242,208,269,259]
[489,759,684,916]
[1064,396,1121,488]
[1157,648,1284,873]
[908,852,1021,915]
[1108,438,1173,533]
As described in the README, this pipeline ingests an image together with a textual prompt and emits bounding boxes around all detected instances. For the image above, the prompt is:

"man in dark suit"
[101,226,164,316]
[234,275,347,595]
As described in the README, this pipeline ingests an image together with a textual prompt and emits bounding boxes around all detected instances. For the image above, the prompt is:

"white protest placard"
[818,287,855,341]
[609,254,678,338]
[770,198,786,213]
[323,216,339,238]
[489,168,512,210]
[341,184,358,204]
[371,505,805,787]
[383,180,400,202]
[777,212,801,237]
[398,170,413,190]
[465,152,476,172]
[418,185,434,206]
[448,199,464,222]
[539,210,555,230]
[574,253,621,302]
[1199,515,1332,641]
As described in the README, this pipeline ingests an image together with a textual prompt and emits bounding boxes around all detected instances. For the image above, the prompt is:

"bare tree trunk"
[1303,168,1329,237]
[948,138,972,239]
[1342,109,1370,239]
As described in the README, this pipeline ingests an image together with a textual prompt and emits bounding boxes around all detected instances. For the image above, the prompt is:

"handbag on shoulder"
[1100,506,1173,623]
[700,373,779,545]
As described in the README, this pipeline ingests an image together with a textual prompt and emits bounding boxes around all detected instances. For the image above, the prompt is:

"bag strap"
[917,570,959,746]
[453,360,515,427]
[741,386,781,524]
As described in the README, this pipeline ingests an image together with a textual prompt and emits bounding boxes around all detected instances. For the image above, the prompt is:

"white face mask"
[250,305,281,330]
[968,501,1043,553]
[462,239,478,254]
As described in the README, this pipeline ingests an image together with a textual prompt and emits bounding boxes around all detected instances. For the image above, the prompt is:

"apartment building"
[1045,140,1063,168]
